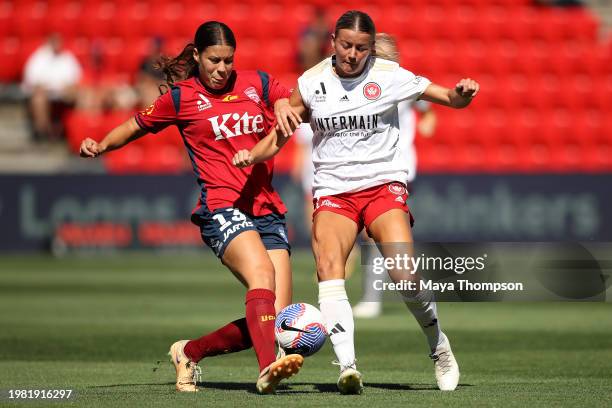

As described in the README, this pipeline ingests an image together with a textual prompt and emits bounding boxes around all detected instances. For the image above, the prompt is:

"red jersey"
[135,71,289,217]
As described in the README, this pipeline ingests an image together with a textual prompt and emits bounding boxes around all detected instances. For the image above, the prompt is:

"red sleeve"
[266,73,291,106]
[134,91,177,134]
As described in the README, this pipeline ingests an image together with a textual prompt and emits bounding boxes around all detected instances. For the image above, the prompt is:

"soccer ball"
[275,303,327,357]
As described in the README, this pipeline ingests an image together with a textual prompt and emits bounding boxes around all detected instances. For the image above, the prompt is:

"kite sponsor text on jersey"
[209,112,265,140]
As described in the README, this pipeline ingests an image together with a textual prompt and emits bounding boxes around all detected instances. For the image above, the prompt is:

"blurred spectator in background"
[22,33,82,143]
[297,8,332,71]
[135,36,167,108]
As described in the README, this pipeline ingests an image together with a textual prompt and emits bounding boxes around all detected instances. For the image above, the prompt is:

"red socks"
[184,318,252,363]
[245,288,277,371]
[182,289,276,372]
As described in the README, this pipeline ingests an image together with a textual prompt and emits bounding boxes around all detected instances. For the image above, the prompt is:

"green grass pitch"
[0,251,611,407]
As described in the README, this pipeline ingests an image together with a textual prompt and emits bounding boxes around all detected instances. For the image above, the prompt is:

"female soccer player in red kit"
[79,21,304,394]
[234,10,480,394]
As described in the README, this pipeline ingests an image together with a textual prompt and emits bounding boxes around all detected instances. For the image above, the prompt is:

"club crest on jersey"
[363,82,382,100]
[388,183,406,196]
[197,93,212,111]
[244,87,261,103]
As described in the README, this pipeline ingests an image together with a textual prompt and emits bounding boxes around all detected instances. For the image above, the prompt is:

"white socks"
[318,279,356,368]
[404,288,442,352]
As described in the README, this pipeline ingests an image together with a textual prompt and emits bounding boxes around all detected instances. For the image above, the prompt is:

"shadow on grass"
[90,381,473,394]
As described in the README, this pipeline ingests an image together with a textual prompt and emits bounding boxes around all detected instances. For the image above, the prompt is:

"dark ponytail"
[334,10,376,42]
[157,21,236,86]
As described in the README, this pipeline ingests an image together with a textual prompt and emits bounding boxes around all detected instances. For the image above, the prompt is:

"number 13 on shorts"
[212,208,248,232]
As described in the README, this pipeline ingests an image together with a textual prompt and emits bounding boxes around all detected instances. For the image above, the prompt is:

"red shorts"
[313,182,414,234]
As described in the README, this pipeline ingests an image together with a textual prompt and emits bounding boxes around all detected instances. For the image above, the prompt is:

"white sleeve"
[393,67,431,103]
[295,123,314,145]
[297,75,311,109]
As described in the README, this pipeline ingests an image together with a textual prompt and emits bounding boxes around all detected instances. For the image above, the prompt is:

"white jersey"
[298,56,430,198]
[398,100,417,183]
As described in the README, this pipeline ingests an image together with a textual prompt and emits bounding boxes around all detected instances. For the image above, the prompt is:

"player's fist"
[79,138,102,158]
[232,149,254,168]
[455,78,479,98]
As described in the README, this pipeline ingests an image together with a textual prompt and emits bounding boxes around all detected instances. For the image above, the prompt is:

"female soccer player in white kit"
[233,10,479,394]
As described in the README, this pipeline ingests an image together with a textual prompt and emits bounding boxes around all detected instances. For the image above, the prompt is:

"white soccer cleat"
[256,354,304,394]
[352,301,382,319]
[168,340,201,392]
[430,334,460,391]
[337,363,363,395]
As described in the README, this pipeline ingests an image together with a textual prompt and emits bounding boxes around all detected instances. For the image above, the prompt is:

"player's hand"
[79,138,102,158]
[274,98,302,138]
[455,78,479,98]
[232,149,254,168]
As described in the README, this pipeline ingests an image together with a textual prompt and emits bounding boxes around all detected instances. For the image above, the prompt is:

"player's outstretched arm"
[79,117,148,158]
[274,98,303,138]
[232,127,289,168]
[420,78,480,109]
[275,87,309,137]
[233,87,309,168]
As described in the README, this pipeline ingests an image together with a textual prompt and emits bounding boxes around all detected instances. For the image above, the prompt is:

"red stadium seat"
[259,39,297,76]
[12,1,48,38]
[111,1,151,39]
[76,1,116,38]
[45,0,81,38]
[145,4,184,38]
[103,144,146,173]
[142,144,188,174]
[0,37,21,82]
[0,1,14,38]
[64,111,104,153]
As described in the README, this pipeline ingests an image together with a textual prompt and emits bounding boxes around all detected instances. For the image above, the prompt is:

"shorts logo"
[388,183,406,196]
[197,93,212,111]
[316,199,342,209]
[363,82,382,100]
[244,87,261,103]
[278,227,288,243]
